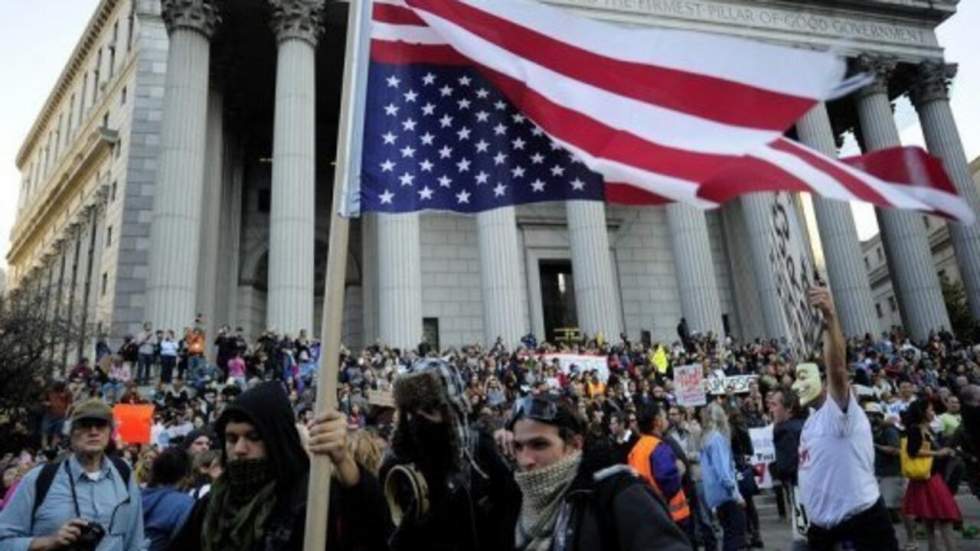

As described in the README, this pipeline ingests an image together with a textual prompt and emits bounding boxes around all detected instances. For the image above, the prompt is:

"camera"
[68,521,105,551]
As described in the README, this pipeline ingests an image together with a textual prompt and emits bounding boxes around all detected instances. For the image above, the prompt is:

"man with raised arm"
[794,287,899,551]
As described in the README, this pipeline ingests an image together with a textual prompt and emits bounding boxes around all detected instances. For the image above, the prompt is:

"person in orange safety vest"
[629,403,694,539]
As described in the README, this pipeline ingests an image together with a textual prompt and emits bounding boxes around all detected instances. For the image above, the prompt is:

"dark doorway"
[539,260,578,342]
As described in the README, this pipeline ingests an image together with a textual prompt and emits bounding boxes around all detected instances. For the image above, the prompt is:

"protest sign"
[704,374,757,395]
[673,364,706,407]
[113,404,154,445]
[748,424,775,489]
[542,354,609,382]
[367,389,395,408]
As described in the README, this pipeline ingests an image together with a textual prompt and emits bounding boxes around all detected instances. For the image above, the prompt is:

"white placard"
[673,364,707,407]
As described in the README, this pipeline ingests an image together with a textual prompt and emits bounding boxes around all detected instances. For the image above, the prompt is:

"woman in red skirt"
[902,400,961,551]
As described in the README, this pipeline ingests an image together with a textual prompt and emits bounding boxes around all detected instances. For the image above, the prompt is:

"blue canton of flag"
[360,62,605,214]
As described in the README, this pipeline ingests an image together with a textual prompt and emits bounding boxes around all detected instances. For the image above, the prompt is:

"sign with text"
[704,374,757,395]
[542,353,610,382]
[748,424,775,490]
[673,364,706,406]
[767,192,823,361]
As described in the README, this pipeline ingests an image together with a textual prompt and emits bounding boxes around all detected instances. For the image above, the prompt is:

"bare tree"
[0,286,85,453]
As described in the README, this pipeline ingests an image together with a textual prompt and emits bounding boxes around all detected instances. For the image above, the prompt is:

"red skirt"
[902,473,962,522]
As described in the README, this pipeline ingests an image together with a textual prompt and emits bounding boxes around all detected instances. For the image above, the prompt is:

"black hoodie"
[169,382,391,551]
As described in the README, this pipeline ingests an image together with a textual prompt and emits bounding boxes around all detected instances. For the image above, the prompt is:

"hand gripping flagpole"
[304,0,371,549]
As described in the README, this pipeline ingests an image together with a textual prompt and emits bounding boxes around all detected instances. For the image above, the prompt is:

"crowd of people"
[0,287,978,551]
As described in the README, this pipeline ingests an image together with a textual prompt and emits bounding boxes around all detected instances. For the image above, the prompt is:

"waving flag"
[356,0,973,224]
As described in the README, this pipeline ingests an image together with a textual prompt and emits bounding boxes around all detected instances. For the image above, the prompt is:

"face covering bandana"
[792,362,822,406]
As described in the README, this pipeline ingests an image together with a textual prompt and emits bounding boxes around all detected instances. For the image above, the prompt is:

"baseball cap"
[71,399,114,426]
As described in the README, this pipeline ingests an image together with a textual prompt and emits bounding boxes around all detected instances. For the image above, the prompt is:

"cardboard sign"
[748,424,775,490]
[367,389,395,408]
[542,354,609,382]
[767,192,824,361]
[673,364,706,406]
[113,404,154,445]
[704,374,757,395]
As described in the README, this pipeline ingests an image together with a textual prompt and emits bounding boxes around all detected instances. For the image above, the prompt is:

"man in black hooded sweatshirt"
[169,381,390,551]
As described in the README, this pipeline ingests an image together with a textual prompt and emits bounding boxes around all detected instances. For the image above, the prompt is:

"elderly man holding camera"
[0,399,144,551]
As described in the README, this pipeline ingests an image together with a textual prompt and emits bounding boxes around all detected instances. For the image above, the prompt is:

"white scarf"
[513,451,582,551]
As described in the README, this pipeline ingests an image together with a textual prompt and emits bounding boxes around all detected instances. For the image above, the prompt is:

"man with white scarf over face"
[505,394,691,551]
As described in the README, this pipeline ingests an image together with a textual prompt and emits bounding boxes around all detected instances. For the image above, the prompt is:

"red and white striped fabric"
[372,0,974,224]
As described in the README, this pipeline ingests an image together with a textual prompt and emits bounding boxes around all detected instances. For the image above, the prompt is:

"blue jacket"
[141,487,193,551]
[699,431,740,509]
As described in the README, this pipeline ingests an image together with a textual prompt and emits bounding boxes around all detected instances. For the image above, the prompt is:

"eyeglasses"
[75,418,110,431]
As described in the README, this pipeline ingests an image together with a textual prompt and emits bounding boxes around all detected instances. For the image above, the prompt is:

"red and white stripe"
[371,0,974,224]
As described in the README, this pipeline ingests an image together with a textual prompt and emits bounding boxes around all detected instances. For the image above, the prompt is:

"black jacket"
[548,447,692,551]
[169,382,391,551]
[770,417,804,485]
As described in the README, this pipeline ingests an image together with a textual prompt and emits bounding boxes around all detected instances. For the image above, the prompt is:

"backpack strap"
[31,462,62,531]
[30,456,132,531]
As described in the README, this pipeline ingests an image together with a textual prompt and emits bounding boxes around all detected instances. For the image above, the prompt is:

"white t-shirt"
[798,391,879,528]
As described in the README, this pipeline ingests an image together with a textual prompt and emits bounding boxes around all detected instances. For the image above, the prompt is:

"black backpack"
[30,456,132,530]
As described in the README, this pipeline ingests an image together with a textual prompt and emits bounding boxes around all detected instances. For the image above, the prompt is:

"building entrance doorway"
[539,260,578,343]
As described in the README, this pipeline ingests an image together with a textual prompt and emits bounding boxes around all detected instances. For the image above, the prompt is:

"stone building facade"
[8,0,980,361]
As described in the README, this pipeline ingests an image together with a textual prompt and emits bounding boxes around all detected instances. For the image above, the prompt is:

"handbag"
[899,437,933,481]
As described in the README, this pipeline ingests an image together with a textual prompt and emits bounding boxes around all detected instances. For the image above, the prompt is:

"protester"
[795,287,899,551]
[142,448,194,551]
[901,399,961,551]
[171,381,389,551]
[699,402,746,551]
[0,398,144,550]
[866,401,916,548]
[628,404,693,539]
[768,386,806,550]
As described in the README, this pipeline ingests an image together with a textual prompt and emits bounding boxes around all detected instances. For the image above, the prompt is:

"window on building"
[938,269,947,282]
[120,86,127,105]
[115,138,123,159]
[101,272,108,296]
[888,296,896,312]
[864,257,870,270]
[127,2,136,52]
[109,44,116,78]
[924,216,931,229]
[94,49,103,99]
[68,94,76,135]
[102,112,109,128]
[111,180,117,202]
[875,303,883,318]
[81,71,89,112]
[106,226,112,247]
[422,317,440,351]
[877,247,883,261]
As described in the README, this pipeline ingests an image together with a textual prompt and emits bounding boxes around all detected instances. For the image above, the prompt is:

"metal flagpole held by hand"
[304,1,372,549]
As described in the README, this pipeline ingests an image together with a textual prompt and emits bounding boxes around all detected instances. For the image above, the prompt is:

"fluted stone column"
[378,214,422,348]
[266,0,323,334]
[215,145,243,327]
[566,201,622,338]
[477,207,527,346]
[795,102,879,337]
[196,88,224,338]
[854,55,950,340]
[666,203,724,337]
[911,60,980,319]
[740,193,791,340]
[147,0,219,331]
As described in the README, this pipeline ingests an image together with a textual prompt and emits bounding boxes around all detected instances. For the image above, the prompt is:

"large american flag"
[358,0,973,224]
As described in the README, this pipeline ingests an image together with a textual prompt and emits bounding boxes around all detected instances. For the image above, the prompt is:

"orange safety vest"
[628,435,691,523]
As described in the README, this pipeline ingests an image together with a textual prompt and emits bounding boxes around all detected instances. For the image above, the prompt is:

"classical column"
[215,143,243,328]
[378,214,422,348]
[740,193,790,340]
[266,0,323,334]
[147,0,219,331]
[665,203,724,337]
[854,55,950,340]
[795,102,879,337]
[196,87,224,338]
[910,60,980,319]
[477,207,527,346]
[566,201,622,338]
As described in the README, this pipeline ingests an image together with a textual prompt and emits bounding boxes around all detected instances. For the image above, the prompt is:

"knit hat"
[71,399,114,426]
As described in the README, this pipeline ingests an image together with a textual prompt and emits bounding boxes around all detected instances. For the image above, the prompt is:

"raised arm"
[808,286,848,409]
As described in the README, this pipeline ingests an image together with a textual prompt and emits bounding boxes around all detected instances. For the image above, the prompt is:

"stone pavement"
[752,491,980,551]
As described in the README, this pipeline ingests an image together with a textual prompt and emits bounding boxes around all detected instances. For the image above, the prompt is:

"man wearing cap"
[0,398,144,551]
[793,287,899,551]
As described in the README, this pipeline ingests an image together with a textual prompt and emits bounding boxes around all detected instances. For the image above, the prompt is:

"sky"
[0,1,978,269]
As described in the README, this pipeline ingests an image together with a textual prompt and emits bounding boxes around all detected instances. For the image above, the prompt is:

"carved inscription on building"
[552,0,929,45]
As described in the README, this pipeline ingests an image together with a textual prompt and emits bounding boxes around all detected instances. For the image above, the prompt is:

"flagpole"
[304,0,371,549]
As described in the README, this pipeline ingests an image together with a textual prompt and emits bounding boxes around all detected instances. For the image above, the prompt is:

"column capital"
[161,0,221,39]
[269,0,325,45]
[909,60,957,108]
[853,54,898,98]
